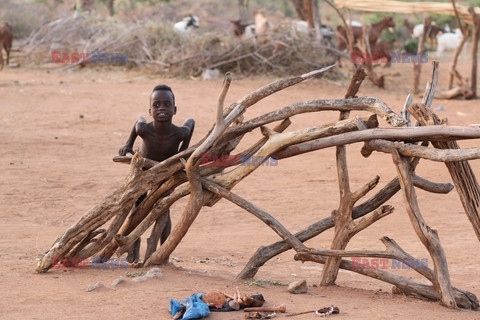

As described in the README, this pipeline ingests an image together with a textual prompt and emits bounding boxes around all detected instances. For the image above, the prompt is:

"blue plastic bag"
[170,293,210,320]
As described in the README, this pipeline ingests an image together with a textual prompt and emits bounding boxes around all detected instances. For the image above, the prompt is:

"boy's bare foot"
[126,239,140,263]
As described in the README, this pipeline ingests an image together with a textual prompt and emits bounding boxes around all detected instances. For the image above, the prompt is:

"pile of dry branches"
[37,63,480,310]
[20,11,339,78]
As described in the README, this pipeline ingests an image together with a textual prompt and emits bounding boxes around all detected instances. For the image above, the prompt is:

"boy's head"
[149,84,176,122]
[151,84,175,105]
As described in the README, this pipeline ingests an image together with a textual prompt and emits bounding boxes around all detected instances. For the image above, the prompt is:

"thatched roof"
[334,0,480,26]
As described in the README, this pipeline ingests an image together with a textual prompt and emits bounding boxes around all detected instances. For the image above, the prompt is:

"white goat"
[412,24,424,38]
[347,20,362,27]
[292,20,334,40]
[243,24,256,39]
[436,28,463,56]
[174,15,200,34]
[293,20,310,36]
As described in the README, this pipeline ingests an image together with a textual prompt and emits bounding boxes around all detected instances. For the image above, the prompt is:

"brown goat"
[0,23,13,70]
[336,16,395,51]
[403,18,414,35]
[370,40,393,67]
[230,19,255,39]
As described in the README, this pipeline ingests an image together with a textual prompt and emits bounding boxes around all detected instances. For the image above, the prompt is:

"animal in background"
[404,19,446,46]
[292,20,334,41]
[404,18,414,34]
[336,16,395,51]
[347,20,363,27]
[335,16,395,68]
[337,17,395,50]
[253,10,273,35]
[174,15,200,34]
[370,39,393,67]
[230,19,256,40]
[436,28,463,56]
[0,22,13,70]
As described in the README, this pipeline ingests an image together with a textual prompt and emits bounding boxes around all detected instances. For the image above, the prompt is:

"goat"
[201,68,221,80]
[230,19,256,40]
[412,24,445,40]
[436,28,463,56]
[405,20,446,46]
[174,15,200,34]
[0,22,12,70]
[292,20,334,41]
[293,20,310,36]
[347,20,363,27]
[370,39,393,67]
[403,18,414,34]
[253,10,273,35]
[337,16,395,51]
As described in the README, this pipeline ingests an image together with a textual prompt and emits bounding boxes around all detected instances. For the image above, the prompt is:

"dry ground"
[1,55,480,320]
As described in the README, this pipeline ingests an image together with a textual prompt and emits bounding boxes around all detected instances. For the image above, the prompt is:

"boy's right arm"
[118,124,137,156]
[118,116,147,156]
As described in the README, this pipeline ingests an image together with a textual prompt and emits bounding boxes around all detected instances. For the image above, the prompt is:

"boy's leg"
[161,210,172,244]
[126,239,141,263]
[144,209,171,263]
[126,193,147,264]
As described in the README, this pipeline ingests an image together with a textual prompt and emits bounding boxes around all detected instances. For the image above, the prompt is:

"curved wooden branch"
[276,125,480,159]
[422,61,439,108]
[392,149,457,308]
[227,96,405,138]
[223,65,336,118]
[409,102,480,242]
[364,139,480,162]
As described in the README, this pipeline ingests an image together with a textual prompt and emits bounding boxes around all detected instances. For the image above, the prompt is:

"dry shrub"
[21,12,339,79]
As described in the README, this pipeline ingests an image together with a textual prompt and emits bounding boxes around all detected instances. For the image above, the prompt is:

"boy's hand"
[119,145,134,156]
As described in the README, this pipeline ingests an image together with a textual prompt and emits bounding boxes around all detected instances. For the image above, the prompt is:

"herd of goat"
[172,11,465,60]
[0,11,467,71]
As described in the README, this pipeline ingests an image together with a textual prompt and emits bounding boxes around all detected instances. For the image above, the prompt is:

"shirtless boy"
[119,84,195,263]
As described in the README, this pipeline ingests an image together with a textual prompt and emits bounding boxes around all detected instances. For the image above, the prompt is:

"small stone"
[87,281,105,292]
[111,277,125,287]
[132,275,148,282]
[145,267,162,279]
[288,280,307,294]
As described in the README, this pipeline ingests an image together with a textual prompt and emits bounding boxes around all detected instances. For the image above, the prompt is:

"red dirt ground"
[1,55,480,319]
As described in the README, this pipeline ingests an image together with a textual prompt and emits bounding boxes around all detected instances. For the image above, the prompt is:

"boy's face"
[149,90,176,122]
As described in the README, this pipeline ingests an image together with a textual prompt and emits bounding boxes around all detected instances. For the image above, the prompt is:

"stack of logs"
[37,63,480,310]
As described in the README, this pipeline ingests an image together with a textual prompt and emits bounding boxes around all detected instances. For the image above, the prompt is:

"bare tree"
[290,0,324,41]
[238,0,250,21]
[290,0,307,20]
[107,0,114,16]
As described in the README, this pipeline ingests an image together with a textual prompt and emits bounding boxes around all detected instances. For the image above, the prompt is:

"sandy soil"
[1,57,480,320]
